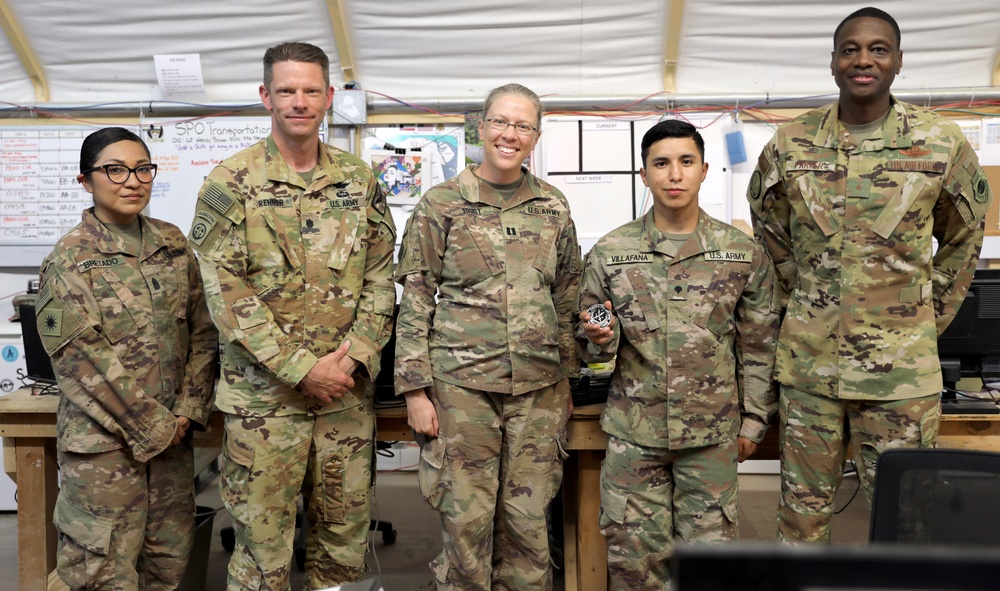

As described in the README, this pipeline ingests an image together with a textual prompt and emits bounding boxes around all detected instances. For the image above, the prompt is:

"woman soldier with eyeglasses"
[35,127,217,590]
[395,84,582,590]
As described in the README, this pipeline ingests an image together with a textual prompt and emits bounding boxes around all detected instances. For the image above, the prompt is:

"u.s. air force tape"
[588,303,612,328]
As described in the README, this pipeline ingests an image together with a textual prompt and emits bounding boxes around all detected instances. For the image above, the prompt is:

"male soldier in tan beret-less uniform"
[748,7,992,544]
[189,42,395,590]
[579,119,779,590]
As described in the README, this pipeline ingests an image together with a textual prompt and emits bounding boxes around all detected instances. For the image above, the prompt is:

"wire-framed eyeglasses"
[484,117,538,136]
[82,163,158,184]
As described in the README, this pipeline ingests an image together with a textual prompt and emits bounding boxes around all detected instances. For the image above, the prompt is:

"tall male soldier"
[579,120,778,589]
[748,7,992,543]
[189,42,396,589]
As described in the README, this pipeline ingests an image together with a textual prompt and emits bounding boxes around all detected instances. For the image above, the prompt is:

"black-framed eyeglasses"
[82,163,158,184]
[484,117,538,136]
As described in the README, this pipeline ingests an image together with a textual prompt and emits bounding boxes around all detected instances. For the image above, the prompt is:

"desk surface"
[5,387,998,591]
[0,387,608,591]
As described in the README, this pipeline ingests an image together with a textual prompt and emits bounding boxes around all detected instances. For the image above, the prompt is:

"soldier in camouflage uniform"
[578,120,778,590]
[37,127,218,590]
[189,43,396,590]
[747,7,993,544]
[395,83,582,590]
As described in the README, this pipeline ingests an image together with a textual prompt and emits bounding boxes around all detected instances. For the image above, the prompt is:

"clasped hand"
[299,340,358,403]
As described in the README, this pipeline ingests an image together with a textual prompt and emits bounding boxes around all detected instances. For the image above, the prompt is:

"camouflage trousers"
[418,379,569,590]
[599,436,738,591]
[220,399,375,591]
[54,441,195,591]
[777,384,940,543]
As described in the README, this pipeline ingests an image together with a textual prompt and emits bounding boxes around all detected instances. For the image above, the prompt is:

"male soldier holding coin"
[578,119,779,590]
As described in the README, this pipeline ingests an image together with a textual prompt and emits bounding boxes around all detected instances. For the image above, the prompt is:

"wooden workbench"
[0,388,612,591]
[5,386,998,591]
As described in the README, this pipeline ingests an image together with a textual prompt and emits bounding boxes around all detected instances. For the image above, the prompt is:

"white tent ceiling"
[1,0,999,112]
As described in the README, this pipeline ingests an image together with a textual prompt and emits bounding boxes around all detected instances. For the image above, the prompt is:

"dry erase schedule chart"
[0,128,89,248]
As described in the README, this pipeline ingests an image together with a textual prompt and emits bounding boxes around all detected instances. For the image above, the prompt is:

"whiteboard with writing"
[144,117,272,234]
[0,128,92,246]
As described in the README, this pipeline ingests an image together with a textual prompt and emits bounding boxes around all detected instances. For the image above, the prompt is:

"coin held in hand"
[588,303,612,328]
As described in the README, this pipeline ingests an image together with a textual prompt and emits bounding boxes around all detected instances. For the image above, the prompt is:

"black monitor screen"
[19,303,57,385]
[672,542,1000,591]
[937,268,1000,380]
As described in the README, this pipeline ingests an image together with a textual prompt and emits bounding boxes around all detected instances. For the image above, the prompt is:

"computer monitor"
[18,303,57,385]
[937,268,1000,391]
[672,542,1000,591]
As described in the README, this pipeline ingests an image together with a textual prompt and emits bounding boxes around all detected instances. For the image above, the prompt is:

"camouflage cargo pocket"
[53,495,113,589]
[598,483,629,558]
[418,436,450,512]
[319,451,348,525]
[220,431,257,540]
[721,481,740,533]
[228,544,265,590]
[460,220,504,285]
[530,218,559,284]
[871,174,930,240]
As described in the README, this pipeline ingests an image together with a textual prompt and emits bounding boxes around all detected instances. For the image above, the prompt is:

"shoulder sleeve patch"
[35,284,52,312]
[202,182,234,215]
[39,308,62,337]
[973,169,990,204]
[189,210,219,247]
[372,184,387,216]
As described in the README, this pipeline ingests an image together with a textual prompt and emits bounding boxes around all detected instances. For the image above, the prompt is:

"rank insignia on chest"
[847,178,871,199]
[670,281,688,300]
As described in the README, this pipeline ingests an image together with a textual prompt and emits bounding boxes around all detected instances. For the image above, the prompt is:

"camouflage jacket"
[577,210,778,449]
[189,136,396,416]
[37,208,217,461]
[748,98,992,400]
[395,165,582,395]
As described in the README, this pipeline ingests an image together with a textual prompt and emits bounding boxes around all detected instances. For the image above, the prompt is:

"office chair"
[869,448,1000,546]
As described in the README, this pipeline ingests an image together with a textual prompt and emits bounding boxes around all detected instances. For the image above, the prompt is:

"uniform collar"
[458,164,543,209]
[639,208,722,262]
[813,95,912,151]
[81,207,168,260]
[263,135,347,191]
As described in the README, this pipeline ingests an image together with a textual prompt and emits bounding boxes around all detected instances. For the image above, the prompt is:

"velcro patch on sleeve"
[35,284,52,311]
[202,183,235,215]
[39,308,63,337]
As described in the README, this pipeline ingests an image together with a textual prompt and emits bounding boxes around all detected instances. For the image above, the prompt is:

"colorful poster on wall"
[363,124,464,186]
[370,149,431,205]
